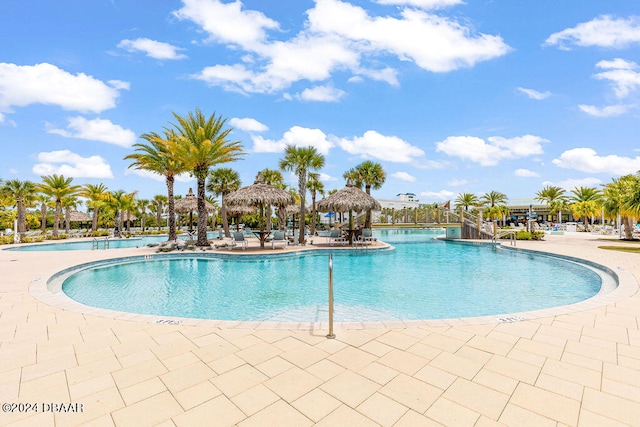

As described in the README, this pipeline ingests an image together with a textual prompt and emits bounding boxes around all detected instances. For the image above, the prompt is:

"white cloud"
[552,147,640,175]
[514,168,540,177]
[375,0,462,9]
[436,134,547,166]
[32,150,113,178]
[593,58,640,98]
[392,171,416,182]
[578,104,631,117]
[183,0,509,95]
[447,178,467,186]
[420,190,456,200]
[543,177,603,191]
[545,15,640,50]
[318,173,338,182]
[0,62,128,118]
[230,117,268,132]
[252,126,334,155]
[337,130,425,163]
[117,38,187,60]
[297,85,346,102]
[517,87,550,100]
[48,117,136,147]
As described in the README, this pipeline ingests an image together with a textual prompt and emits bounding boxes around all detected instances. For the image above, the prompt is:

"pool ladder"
[92,237,110,250]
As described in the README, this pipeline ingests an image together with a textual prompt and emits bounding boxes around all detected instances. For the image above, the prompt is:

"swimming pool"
[57,230,616,322]
[7,234,178,251]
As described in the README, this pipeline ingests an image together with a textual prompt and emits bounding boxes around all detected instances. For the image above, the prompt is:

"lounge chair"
[271,231,288,249]
[328,229,347,246]
[357,228,376,245]
[229,232,248,250]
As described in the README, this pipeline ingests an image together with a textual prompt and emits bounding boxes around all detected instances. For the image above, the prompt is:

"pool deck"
[1,233,639,426]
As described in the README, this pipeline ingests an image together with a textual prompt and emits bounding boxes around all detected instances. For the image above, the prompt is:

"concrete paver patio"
[1,233,639,426]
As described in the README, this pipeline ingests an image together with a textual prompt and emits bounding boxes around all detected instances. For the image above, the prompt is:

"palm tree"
[454,193,479,212]
[121,191,137,234]
[125,130,187,241]
[480,190,508,208]
[37,175,80,237]
[80,183,108,232]
[105,190,129,238]
[34,193,52,233]
[535,185,566,223]
[136,199,150,232]
[306,173,325,234]
[346,161,386,228]
[279,145,325,244]
[569,186,603,231]
[260,168,285,232]
[603,174,638,239]
[151,194,168,232]
[170,108,244,246]
[207,167,241,238]
[1,180,36,238]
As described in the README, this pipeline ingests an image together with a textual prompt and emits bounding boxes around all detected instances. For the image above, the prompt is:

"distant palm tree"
[346,161,386,228]
[454,192,479,212]
[207,167,241,238]
[105,190,133,238]
[125,130,187,241]
[136,199,150,232]
[35,193,52,233]
[37,175,80,237]
[171,109,244,246]
[122,192,137,233]
[279,145,325,244]
[80,183,109,232]
[480,190,508,207]
[306,173,325,234]
[259,168,285,232]
[569,186,602,231]
[1,179,36,238]
[151,194,168,232]
[603,175,638,239]
[535,185,566,223]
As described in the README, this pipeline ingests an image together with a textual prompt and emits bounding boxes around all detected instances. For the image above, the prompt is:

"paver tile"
[119,377,167,406]
[484,354,540,384]
[111,357,168,390]
[442,378,509,420]
[320,370,379,408]
[314,404,379,427]
[498,403,555,427]
[359,339,394,357]
[377,348,428,375]
[305,359,345,382]
[357,392,408,426]
[280,342,329,369]
[173,380,222,411]
[510,383,580,426]
[238,399,312,427]
[357,362,399,386]
[534,372,584,401]
[413,364,457,390]
[379,373,441,413]
[264,366,322,402]
[210,364,268,398]
[582,387,640,426]
[172,395,245,427]
[541,358,601,388]
[254,356,295,378]
[472,369,518,395]
[376,330,419,350]
[328,346,377,371]
[292,388,342,423]
[429,351,484,380]
[160,361,216,393]
[394,410,443,427]
[425,397,480,427]
[235,341,282,365]
[231,384,280,416]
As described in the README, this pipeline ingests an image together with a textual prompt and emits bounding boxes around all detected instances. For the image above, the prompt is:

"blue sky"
[1,0,640,204]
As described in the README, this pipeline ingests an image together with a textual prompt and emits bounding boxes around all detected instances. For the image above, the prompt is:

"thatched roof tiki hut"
[174,188,216,233]
[316,179,381,243]
[224,173,295,248]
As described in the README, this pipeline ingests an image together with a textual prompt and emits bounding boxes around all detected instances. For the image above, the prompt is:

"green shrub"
[22,236,45,243]
[92,230,110,237]
[47,234,68,240]
[516,230,532,240]
[532,231,545,240]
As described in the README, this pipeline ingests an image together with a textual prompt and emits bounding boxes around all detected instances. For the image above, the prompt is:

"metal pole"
[326,253,335,339]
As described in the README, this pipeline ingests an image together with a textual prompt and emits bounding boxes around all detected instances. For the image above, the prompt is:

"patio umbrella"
[316,179,381,243]
[174,188,216,232]
[224,173,295,248]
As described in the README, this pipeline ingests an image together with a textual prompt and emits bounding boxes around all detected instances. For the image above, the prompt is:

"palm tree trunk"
[92,207,98,232]
[196,177,208,246]
[65,208,70,234]
[311,192,317,235]
[166,177,177,241]
[53,200,61,237]
[40,203,47,233]
[17,199,26,238]
[298,173,306,245]
[365,185,372,229]
[221,199,230,238]
[114,209,121,238]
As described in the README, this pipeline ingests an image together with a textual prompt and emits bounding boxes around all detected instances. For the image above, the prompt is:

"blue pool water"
[6,234,188,251]
[60,229,612,322]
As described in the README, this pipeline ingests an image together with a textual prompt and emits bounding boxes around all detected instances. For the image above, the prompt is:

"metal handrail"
[493,229,517,246]
[326,253,335,339]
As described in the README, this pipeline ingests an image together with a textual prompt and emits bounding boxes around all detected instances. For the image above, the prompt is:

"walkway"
[1,233,639,426]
